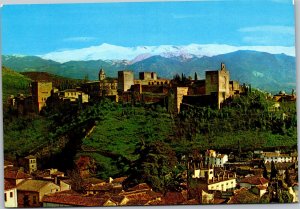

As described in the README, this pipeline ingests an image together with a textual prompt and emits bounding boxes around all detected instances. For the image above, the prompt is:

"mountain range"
[2,48,296,93]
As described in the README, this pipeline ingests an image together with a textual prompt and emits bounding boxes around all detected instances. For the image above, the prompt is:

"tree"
[67,169,85,193]
[194,72,198,81]
[123,140,183,194]
[270,161,277,181]
[262,163,269,180]
[284,168,293,187]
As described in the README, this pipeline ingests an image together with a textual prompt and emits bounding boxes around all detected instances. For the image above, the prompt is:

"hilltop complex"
[8,63,275,115]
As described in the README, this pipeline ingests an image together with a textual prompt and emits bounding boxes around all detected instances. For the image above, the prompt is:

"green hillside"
[2,66,32,103]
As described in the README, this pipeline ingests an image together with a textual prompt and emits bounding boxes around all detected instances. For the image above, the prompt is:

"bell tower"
[99,68,106,81]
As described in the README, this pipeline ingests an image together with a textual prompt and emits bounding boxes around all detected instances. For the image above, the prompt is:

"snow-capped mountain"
[39,43,295,63]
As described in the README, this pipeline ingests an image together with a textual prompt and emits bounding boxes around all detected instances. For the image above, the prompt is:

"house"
[4,167,31,186]
[109,176,127,188]
[250,185,268,197]
[4,180,18,207]
[17,179,60,207]
[42,190,116,207]
[227,188,260,204]
[260,151,293,163]
[205,150,228,167]
[24,155,37,174]
[192,166,237,192]
[239,175,268,189]
[60,179,72,192]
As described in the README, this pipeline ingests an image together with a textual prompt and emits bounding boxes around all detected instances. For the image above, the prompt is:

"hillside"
[2,50,296,93]
[1,66,32,103]
[21,71,85,89]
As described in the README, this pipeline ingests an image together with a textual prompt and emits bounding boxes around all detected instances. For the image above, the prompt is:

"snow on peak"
[38,43,295,63]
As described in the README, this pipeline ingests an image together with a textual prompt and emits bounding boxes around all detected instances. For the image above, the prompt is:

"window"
[10,192,13,198]
[4,193,7,202]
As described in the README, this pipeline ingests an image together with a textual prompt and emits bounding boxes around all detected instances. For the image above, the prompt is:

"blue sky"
[2,0,295,55]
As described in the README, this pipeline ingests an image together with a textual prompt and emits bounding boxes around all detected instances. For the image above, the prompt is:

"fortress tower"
[31,81,52,112]
[98,68,106,81]
[118,70,134,92]
[205,63,230,108]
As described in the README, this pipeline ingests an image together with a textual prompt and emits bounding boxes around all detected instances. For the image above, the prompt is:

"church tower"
[99,68,106,81]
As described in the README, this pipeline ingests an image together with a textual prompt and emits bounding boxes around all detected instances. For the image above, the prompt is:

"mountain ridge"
[37,43,296,63]
[2,50,296,93]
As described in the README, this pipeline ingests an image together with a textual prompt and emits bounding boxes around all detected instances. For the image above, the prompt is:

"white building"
[260,151,293,163]
[205,150,228,167]
[192,165,237,192]
[4,180,18,207]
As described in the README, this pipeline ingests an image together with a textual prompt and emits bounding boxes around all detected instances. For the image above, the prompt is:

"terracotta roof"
[43,192,108,206]
[60,179,72,185]
[83,177,105,186]
[86,184,112,191]
[227,188,260,204]
[110,195,126,204]
[146,199,164,205]
[240,175,268,185]
[112,177,127,184]
[128,183,152,191]
[25,155,36,159]
[185,199,199,205]
[4,168,31,180]
[125,199,149,206]
[17,180,56,192]
[163,191,186,205]
[256,185,267,190]
[5,180,16,190]
[214,198,227,204]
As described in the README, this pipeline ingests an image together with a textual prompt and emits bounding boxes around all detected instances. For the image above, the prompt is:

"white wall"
[5,188,18,207]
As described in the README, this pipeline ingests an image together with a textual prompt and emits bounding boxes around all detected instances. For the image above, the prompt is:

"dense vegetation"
[3,80,297,192]
[2,66,32,103]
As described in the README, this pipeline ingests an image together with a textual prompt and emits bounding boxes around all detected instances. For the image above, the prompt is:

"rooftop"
[43,191,108,207]
[17,179,54,192]
[240,175,268,185]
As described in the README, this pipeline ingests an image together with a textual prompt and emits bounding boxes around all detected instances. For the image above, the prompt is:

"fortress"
[8,63,249,114]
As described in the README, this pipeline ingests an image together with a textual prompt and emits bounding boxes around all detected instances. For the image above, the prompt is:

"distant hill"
[2,50,296,93]
[21,71,84,89]
[2,66,32,103]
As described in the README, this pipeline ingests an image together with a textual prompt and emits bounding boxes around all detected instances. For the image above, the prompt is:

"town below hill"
[2,62,297,207]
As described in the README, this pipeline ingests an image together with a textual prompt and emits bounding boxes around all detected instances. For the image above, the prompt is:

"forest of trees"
[3,88,297,193]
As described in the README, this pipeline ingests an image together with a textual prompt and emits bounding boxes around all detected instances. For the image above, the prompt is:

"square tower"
[205,63,230,108]
[25,155,37,174]
[118,70,134,92]
[31,81,52,112]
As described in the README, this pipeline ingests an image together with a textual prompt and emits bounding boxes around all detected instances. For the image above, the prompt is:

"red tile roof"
[4,180,16,190]
[112,177,127,184]
[240,175,268,185]
[43,192,108,206]
[128,183,151,191]
[256,185,268,190]
[228,188,260,204]
[163,191,186,205]
[4,168,31,180]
